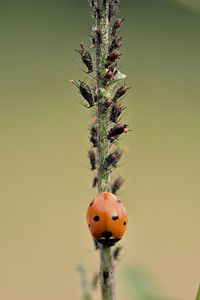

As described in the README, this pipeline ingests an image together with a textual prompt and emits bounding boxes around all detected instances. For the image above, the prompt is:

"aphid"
[70,80,94,108]
[113,245,122,261]
[109,0,120,21]
[91,36,96,47]
[104,99,112,109]
[104,149,122,171]
[90,125,98,147]
[103,70,113,85]
[105,50,121,68]
[88,149,96,170]
[109,36,122,53]
[75,43,93,73]
[111,177,124,194]
[107,123,128,141]
[95,4,101,17]
[96,29,102,44]
[113,84,130,102]
[111,18,125,36]
[110,102,125,123]
[92,176,98,188]
[86,192,128,246]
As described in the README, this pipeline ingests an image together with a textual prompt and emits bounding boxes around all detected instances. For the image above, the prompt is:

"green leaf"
[124,267,168,300]
[107,70,126,90]
[195,285,200,300]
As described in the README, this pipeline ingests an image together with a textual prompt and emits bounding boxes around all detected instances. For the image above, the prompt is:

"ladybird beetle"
[86,192,128,246]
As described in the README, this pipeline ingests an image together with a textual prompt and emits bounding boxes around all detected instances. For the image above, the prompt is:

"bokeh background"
[0,0,200,299]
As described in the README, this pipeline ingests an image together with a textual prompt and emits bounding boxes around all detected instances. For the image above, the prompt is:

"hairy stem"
[95,1,115,299]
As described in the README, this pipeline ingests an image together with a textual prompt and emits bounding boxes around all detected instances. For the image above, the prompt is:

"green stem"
[95,1,115,299]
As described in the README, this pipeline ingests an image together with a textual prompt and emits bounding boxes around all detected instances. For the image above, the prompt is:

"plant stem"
[95,1,115,299]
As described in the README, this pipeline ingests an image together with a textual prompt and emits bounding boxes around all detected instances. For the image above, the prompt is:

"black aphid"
[96,29,102,44]
[110,102,125,123]
[104,99,112,109]
[70,80,94,108]
[104,70,113,85]
[95,4,102,18]
[79,81,94,107]
[105,50,121,68]
[88,149,96,170]
[109,36,122,53]
[113,84,129,102]
[109,0,120,21]
[111,18,125,36]
[104,149,122,171]
[107,123,128,141]
[75,43,93,73]
[113,246,122,261]
[111,177,124,194]
[92,176,98,188]
[90,125,98,147]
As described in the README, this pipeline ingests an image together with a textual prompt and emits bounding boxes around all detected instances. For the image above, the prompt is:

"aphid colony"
[71,0,129,246]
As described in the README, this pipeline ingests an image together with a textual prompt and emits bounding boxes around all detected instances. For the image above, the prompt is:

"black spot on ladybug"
[93,215,100,222]
[112,215,119,220]
[102,231,112,239]
[90,201,94,206]
[123,221,127,226]
[88,224,90,227]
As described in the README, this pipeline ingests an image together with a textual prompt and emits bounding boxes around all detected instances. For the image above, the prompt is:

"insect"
[112,84,129,102]
[75,43,93,73]
[110,102,125,123]
[88,149,96,170]
[105,50,121,68]
[95,4,102,18]
[113,245,122,261]
[90,125,98,147]
[111,18,125,36]
[86,192,128,246]
[104,69,114,85]
[107,123,128,142]
[92,176,98,188]
[70,80,94,108]
[104,149,123,171]
[111,177,124,194]
[96,29,102,44]
[109,36,122,53]
[109,0,120,21]
[104,99,112,109]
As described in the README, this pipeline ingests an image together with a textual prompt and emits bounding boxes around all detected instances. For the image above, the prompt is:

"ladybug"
[86,192,128,246]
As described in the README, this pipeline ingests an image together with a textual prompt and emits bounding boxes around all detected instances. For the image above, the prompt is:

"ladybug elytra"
[86,192,128,246]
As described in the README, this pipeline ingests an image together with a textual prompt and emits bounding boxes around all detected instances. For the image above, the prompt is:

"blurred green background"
[0,0,200,299]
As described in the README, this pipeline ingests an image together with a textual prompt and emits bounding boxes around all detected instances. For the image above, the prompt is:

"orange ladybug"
[86,192,128,246]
